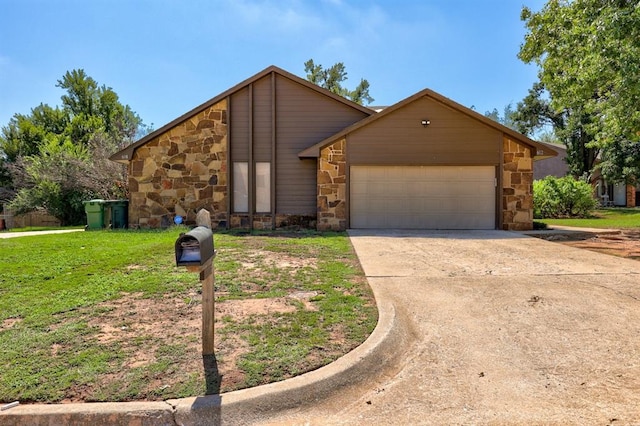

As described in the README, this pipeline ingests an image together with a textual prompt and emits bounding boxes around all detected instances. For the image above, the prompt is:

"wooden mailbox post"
[175,210,215,355]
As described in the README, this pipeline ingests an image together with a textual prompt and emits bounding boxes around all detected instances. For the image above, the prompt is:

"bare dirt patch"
[549,230,640,260]
[230,248,318,271]
[0,317,22,331]
[60,289,325,402]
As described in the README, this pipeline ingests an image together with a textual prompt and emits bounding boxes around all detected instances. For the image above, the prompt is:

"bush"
[533,176,598,218]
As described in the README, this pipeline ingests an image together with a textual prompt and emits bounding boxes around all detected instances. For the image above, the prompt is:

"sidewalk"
[0,229,84,239]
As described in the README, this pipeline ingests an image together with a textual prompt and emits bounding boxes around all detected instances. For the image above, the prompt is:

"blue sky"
[0,0,545,132]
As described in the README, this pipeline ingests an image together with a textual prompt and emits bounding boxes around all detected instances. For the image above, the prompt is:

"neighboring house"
[110,66,557,231]
[533,142,568,180]
[532,142,639,207]
[592,171,639,207]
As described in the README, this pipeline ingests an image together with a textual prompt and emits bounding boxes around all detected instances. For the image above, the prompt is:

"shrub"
[533,176,598,218]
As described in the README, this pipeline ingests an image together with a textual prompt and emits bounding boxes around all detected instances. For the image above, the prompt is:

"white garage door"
[350,166,496,229]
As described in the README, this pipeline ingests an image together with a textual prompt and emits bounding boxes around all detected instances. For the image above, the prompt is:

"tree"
[0,106,65,162]
[56,70,140,148]
[10,137,91,225]
[484,103,517,130]
[0,69,144,224]
[511,82,599,180]
[519,0,640,182]
[304,59,374,105]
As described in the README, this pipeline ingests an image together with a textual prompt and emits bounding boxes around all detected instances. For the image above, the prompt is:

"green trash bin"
[109,200,129,229]
[83,199,107,230]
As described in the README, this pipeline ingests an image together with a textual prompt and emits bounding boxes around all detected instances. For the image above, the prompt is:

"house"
[533,142,568,180]
[531,142,639,207]
[110,66,557,231]
[593,173,640,207]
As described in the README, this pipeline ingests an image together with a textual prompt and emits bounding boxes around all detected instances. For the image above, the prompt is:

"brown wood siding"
[253,76,272,162]
[275,75,369,214]
[230,87,249,161]
[349,96,501,165]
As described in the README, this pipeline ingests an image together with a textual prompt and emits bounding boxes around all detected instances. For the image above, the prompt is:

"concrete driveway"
[267,230,640,425]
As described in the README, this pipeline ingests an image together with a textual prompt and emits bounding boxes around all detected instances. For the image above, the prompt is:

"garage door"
[350,166,496,229]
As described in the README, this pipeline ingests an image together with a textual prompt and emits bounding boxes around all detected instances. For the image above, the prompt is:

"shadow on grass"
[599,207,640,216]
[203,354,222,395]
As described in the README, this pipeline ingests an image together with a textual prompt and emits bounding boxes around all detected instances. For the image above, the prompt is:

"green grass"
[538,208,640,229]
[0,228,377,403]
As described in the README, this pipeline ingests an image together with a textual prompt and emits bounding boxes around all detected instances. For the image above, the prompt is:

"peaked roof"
[110,65,375,163]
[298,88,558,160]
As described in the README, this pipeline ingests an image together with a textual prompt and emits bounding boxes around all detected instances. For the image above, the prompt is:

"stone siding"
[503,137,534,230]
[128,101,228,228]
[275,214,316,229]
[252,214,272,230]
[317,138,347,231]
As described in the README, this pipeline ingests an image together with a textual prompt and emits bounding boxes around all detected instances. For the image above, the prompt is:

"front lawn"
[538,208,640,229]
[0,228,377,403]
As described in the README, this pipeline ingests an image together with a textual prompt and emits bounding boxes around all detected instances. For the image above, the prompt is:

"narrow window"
[256,162,271,213]
[233,162,248,212]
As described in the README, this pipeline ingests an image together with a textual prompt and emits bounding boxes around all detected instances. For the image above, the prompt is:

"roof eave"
[299,88,560,160]
[110,65,375,163]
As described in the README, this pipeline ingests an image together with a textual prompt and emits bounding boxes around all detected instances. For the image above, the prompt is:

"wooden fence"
[0,205,61,229]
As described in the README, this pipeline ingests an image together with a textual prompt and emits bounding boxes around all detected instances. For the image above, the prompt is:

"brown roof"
[298,88,558,160]
[109,65,374,163]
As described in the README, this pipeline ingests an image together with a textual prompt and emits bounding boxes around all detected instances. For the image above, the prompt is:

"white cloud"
[221,0,325,36]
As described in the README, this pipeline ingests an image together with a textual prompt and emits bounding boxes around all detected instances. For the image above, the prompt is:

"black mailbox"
[175,226,215,266]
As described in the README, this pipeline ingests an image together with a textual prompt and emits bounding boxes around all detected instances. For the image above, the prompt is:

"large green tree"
[512,82,599,180]
[304,59,374,105]
[0,70,144,224]
[519,0,640,182]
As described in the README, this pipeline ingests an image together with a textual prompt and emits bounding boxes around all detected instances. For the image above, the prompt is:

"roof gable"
[299,88,557,160]
[110,65,374,163]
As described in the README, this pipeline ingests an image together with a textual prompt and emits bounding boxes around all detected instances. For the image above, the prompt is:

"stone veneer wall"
[228,214,271,230]
[317,138,347,231]
[128,100,228,228]
[503,137,534,231]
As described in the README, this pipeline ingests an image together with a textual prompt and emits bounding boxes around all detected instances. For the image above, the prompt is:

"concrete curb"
[0,278,413,425]
[170,289,414,425]
[0,401,175,425]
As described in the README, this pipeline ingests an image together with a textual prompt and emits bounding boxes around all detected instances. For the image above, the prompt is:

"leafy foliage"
[512,82,599,180]
[519,0,640,182]
[0,70,144,224]
[10,137,91,225]
[484,103,517,130]
[533,176,598,218]
[304,59,374,105]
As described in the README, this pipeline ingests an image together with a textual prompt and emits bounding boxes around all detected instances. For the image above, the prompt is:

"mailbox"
[175,226,215,266]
